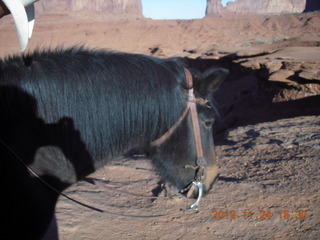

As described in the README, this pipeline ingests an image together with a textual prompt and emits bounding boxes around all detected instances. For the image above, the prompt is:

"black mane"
[0,47,187,161]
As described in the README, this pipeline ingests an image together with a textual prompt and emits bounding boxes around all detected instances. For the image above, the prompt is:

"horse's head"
[150,67,229,204]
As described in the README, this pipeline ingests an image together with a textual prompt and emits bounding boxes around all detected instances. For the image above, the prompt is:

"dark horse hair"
[0,47,193,239]
[1,47,188,163]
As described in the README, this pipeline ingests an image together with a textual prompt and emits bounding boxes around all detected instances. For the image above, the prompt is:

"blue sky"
[141,0,237,20]
[222,0,236,7]
[141,0,207,20]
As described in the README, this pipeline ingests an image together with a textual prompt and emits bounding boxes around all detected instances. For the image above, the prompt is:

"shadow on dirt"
[182,57,320,142]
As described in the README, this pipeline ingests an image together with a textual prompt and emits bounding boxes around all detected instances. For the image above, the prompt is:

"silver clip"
[189,181,203,210]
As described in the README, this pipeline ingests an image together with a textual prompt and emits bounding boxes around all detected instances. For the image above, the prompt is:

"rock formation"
[36,0,142,16]
[205,0,224,17]
[206,0,310,17]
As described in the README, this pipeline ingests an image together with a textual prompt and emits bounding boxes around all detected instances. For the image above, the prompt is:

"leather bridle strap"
[150,105,190,147]
[184,68,207,184]
[184,69,204,160]
[150,68,206,175]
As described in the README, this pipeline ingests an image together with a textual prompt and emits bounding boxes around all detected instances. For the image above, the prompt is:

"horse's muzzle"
[185,164,219,208]
[203,164,219,193]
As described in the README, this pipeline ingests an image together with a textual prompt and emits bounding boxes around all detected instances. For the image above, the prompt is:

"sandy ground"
[47,115,320,240]
[1,10,319,240]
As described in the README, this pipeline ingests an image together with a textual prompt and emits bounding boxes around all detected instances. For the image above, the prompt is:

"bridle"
[150,68,208,209]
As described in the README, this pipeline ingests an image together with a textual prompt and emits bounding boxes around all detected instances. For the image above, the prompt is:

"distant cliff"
[206,0,314,17]
[36,0,142,16]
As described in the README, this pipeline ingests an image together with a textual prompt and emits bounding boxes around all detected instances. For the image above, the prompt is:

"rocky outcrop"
[36,0,142,16]
[206,0,309,17]
[205,0,224,17]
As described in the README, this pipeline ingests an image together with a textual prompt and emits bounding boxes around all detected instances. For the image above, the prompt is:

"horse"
[0,47,229,239]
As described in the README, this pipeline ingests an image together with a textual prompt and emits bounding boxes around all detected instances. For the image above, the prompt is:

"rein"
[151,68,208,209]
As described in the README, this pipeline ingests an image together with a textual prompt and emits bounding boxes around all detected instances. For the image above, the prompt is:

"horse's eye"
[204,121,213,128]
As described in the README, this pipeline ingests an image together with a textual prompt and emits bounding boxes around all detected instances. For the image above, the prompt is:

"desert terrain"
[1,9,320,240]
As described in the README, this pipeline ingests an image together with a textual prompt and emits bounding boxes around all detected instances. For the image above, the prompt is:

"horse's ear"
[195,68,229,97]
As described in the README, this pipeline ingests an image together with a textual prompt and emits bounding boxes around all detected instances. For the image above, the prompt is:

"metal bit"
[189,181,203,210]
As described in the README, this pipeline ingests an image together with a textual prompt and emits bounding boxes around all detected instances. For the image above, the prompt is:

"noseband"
[151,68,208,209]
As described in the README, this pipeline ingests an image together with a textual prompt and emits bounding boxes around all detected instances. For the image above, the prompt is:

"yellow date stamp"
[211,210,309,220]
